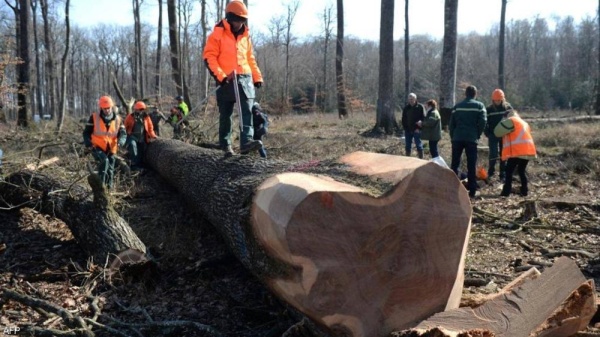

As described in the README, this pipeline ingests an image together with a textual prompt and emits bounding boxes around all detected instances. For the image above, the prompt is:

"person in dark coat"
[401,93,426,158]
[449,85,487,198]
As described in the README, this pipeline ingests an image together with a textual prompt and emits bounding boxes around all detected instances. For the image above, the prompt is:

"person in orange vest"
[82,95,127,189]
[494,110,537,197]
[203,0,264,156]
[125,101,157,171]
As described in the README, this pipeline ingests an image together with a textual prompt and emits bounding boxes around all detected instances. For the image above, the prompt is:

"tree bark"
[0,171,146,263]
[56,0,69,133]
[375,0,396,134]
[17,0,31,127]
[498,0,507,90]
[335,0,347,119]
[144,139,472,337]
[439,0,458,110]
[167,0,183,95]
[392,258,596,337]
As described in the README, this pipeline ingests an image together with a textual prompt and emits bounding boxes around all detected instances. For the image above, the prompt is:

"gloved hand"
[84,147,93,155]
[254,82,263,88]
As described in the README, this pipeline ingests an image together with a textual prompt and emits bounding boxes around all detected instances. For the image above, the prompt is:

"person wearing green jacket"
[449,85,487,198]
[418,99,442,159]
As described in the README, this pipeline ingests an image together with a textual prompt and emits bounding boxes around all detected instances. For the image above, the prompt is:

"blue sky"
[70,0,597,41]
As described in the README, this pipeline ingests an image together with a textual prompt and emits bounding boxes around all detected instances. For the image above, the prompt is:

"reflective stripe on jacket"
[203,20,263,84]
[124,113,157,144]
[500,116,536,161]
[91,112,121,154]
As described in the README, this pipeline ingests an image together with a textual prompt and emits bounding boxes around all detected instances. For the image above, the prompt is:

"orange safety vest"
[91,112,121,154]
[203,20,263,83]
[501,116,536,161]
[124,113,157,144]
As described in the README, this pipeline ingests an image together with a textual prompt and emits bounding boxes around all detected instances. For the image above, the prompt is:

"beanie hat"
[492,89,505,101]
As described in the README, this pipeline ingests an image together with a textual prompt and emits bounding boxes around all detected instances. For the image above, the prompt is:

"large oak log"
[145,139,472,337]
[0,171,146,263]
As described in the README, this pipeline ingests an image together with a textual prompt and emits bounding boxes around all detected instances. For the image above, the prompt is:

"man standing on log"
[203,0,264,156]
[449,85,487,199]
[83,96,127,189]
[125,101,157,171]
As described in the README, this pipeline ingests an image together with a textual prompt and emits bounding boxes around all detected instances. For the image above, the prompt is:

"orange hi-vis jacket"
[124,113,157,144]
[203,19,263,83]
[91,112,122,154]
[501,116,536,161]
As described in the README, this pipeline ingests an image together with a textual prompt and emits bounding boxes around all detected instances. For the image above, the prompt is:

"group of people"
[83,1,270,189]
[402,86,537,199]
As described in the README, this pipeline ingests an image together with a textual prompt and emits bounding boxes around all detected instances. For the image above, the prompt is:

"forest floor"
[1,110,600,336]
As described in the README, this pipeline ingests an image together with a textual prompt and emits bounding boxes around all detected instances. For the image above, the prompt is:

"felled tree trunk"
[145,139,472,337]
[0,171,146,263]
[392,257,596,337]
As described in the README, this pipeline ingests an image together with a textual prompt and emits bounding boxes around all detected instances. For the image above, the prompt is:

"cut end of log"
[252,152,472,336]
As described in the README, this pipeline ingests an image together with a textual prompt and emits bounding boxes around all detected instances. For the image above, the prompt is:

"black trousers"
[502,158,529,196]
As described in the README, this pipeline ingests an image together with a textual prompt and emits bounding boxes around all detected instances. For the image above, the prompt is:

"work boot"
[405,150,411,157]
[417,150,424,159]
[240,140,263,154]
[222,145,234,157]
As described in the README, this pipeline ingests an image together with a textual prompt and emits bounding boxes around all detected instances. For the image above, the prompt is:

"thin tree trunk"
[498,0,507,90]
[56,0,69,133]
[375,0,395,134]
[133,0,144,98]
[335,0,347,118]
[404,0,410,97]
[40,0,56,119]
[440,0,458,110]
[31,0,43,120]
[17,0,31,127]
[155,0,162,97]
[595,0,600,115]
[167,0,183,95]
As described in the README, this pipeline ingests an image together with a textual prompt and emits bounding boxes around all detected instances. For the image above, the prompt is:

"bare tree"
[498,0,506,89]
[440,0,458,110]
[30,0,43,119]
[56,0,69,132]
[335,0,347,118]
[167,0,183,95]
[16,0,31,127]
[283,0,299,109]
[200,0,209,99]
[375,0,395,134]
[40,0,56,119]
[319,4,333,112]
[596,0,600,115]
[133,0,144,98]
[404,0,410,97]
[154,0,163,97]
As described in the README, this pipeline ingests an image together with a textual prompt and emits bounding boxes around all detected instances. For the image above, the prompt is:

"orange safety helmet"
[492,89,505,101]
[134,101,147,111]
[225,0,248,18]
[98,96,114,109]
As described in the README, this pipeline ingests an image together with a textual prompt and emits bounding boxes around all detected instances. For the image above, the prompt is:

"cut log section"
[0,171,146,263]
[392,257,596,337]
[145,139,473,337]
